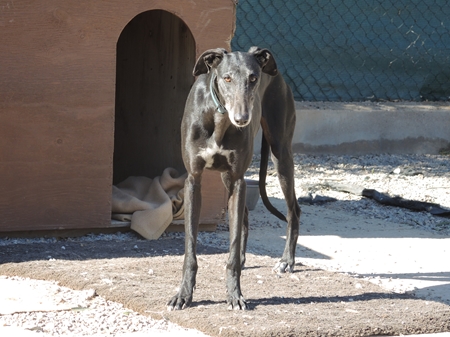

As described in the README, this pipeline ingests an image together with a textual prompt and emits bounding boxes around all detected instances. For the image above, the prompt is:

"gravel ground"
[0,276,208,337]
[1,153,449,336]
[247,153,450,235]
[0,251,208,337]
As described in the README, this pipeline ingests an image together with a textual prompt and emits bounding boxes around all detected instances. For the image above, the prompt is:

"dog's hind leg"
[260,114,301,273]
[260,82,301,273]
[270,143,301,273]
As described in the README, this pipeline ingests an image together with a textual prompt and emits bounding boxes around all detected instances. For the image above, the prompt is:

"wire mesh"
[231,0,450,101]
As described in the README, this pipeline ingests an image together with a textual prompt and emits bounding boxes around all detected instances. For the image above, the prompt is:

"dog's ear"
[249,46,278,76]
[193,48,227,76]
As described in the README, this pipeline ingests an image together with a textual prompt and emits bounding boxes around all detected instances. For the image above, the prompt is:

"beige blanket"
[112,168,187,240]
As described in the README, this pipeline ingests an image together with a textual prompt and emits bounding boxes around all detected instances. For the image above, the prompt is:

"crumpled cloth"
[112,168,187,240]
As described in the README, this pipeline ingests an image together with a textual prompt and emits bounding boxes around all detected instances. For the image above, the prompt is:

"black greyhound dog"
[167,47,301,311]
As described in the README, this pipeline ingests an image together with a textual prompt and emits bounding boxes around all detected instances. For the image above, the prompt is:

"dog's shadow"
[191,291,413,311]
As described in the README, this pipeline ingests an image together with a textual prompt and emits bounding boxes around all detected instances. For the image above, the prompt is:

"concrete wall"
[256,102,450,155]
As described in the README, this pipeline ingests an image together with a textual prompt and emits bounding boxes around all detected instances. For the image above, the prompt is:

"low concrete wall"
[255,102,450,155]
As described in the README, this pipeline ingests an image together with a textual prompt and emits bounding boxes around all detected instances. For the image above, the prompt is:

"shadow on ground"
[1,237,449,337]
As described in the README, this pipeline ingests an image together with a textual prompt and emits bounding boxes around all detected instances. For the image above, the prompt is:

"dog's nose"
[234,115,249,126]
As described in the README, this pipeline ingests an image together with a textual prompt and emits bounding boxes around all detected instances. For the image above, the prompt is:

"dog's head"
[193,47,278,128]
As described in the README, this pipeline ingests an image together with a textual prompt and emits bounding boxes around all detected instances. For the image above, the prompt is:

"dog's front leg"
[167,173,201,310]
[226,177,248,310]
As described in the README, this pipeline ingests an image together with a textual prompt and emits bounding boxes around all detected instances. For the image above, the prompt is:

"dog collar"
[209,73,227,114]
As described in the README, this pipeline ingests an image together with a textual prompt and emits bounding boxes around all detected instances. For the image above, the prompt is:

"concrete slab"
[242,200,450,306]
[255,101,450,155]
[0,278,79,315]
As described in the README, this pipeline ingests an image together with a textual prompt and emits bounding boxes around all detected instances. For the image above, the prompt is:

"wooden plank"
[0,105,113,231]
[199,170,228,223]
[112,220,218,234]
[0,1,234,233]
[166,222,217,233]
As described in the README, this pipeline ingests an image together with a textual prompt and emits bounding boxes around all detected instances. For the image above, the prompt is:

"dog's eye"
[249,75,257,83]
[224,76,232,83]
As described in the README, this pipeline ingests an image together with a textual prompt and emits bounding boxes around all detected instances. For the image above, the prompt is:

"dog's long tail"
[258,132,287,222]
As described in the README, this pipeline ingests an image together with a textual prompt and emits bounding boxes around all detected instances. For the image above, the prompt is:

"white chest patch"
[199,142,234,169]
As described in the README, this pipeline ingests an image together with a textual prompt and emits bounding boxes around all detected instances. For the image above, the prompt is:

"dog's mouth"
[227,107,252,128]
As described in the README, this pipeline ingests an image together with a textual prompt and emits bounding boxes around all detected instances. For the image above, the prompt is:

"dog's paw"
[227,294,248,311]
[167,294,192,311]
[240,256,246,270]
[273,261,294,274]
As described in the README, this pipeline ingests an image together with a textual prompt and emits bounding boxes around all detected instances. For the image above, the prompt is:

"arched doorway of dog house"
[113,10,195,185]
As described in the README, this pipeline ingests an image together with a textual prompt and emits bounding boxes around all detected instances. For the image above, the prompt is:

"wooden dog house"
[0,1,235,233]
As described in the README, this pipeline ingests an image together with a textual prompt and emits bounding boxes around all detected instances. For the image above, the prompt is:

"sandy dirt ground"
[1,153,450,336]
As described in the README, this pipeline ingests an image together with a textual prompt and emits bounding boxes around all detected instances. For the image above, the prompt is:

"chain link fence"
[231,0,450,101]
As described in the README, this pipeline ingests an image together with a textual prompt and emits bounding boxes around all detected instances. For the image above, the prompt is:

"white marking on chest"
[199,142,234,168]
